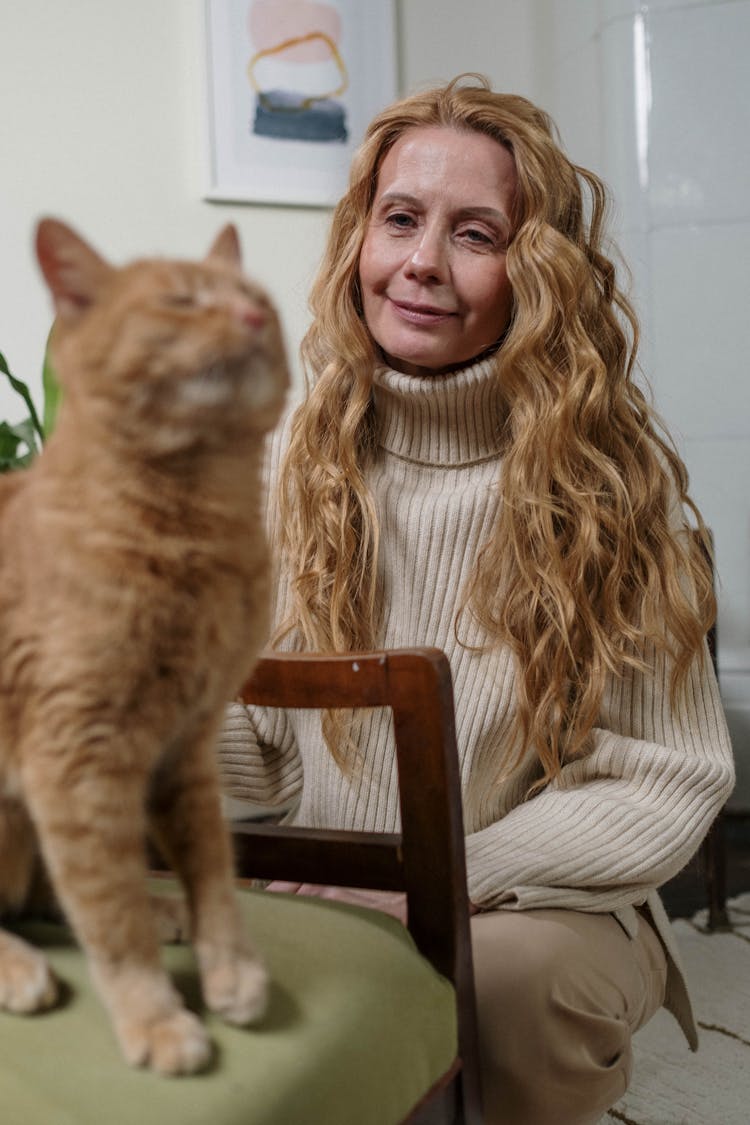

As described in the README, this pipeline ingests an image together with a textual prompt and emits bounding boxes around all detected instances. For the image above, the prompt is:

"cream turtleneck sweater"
[218,357,734,1043]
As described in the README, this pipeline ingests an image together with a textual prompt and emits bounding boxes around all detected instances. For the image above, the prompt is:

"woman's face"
[358,125,518,377]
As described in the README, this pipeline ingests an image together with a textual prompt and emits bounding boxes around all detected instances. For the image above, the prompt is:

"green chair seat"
[0,884,457,1125]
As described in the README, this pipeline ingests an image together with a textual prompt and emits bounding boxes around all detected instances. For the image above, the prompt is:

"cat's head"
[35,219,289,457]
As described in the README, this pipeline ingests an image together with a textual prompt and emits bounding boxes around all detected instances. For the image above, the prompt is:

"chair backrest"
[234,647,482,1125]
[692,528,729,931]
[699,528,718,675]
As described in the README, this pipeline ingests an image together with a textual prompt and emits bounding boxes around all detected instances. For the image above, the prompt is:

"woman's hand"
[265,882,481,922]
[265,881,409,924]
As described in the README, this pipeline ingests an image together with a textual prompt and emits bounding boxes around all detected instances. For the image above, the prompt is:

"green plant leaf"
[0,418,37,472]
[42,332,61,438]
[0,351,44,443]
[0,421,21,459]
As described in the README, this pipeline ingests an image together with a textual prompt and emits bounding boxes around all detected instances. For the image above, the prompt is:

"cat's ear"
[206,224,242,269]
[35,218,113,322]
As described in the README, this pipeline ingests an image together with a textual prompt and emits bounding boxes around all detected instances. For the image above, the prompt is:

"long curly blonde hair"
[276,75,714,782]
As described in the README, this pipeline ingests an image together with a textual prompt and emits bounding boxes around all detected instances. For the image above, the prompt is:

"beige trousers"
[470,907,668,1125]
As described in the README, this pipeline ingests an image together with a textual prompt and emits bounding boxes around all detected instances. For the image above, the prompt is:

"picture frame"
[202,0,398,207]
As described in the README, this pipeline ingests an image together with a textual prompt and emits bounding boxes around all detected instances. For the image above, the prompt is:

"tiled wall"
[543,0,750,798]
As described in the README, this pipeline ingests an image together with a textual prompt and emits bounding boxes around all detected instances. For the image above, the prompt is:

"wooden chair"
[234,647,483,1124]
[700,545,730,930]
[1,648,482,1125]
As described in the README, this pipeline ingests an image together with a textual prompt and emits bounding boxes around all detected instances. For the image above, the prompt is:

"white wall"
[0,0,542,419]
[0,0,332,415]
[537,0,750,800]
[2,0,747,793]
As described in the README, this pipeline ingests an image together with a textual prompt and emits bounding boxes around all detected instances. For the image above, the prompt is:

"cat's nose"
[236,300,268,329]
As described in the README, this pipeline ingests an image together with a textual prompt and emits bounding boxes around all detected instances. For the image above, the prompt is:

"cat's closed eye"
[161,293,195,309]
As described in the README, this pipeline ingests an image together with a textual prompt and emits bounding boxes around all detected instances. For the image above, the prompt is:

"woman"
[219,76,734,1124]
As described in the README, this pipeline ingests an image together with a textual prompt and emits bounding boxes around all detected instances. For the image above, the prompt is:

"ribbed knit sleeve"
[465,642,734,912]
[216,701,302,813]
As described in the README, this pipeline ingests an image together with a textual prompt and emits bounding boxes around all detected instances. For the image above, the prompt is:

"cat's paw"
[150,893,190,944]
[118,1007,212,1076]
[202,952,269,1026]
[0,931,58,1013]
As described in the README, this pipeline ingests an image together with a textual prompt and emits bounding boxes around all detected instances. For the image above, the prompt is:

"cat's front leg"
[0,798,60,1012]
[150,732,268,1026]
[0,927,57,1012]
[192,891,269,1027]
[20,749,213,1075]
[88,959,211,1075]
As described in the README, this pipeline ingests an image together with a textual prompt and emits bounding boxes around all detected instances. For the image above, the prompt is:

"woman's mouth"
[389,298,457,324]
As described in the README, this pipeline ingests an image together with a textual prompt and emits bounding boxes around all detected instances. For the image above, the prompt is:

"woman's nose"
[404,226,447,282]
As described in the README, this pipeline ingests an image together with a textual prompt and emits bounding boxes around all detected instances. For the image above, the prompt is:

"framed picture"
[203,0,398,207]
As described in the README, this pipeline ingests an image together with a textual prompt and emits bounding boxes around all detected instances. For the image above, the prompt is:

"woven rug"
[601,893,750,1124]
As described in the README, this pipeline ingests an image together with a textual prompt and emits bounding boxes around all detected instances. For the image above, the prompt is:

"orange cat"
[0,220,288,1073]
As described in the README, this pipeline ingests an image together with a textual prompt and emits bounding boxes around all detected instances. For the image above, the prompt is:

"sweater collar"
[371,356,505,467]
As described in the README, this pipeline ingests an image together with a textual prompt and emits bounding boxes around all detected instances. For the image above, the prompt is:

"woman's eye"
[461,227,494,246]
[385,212,416,231]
